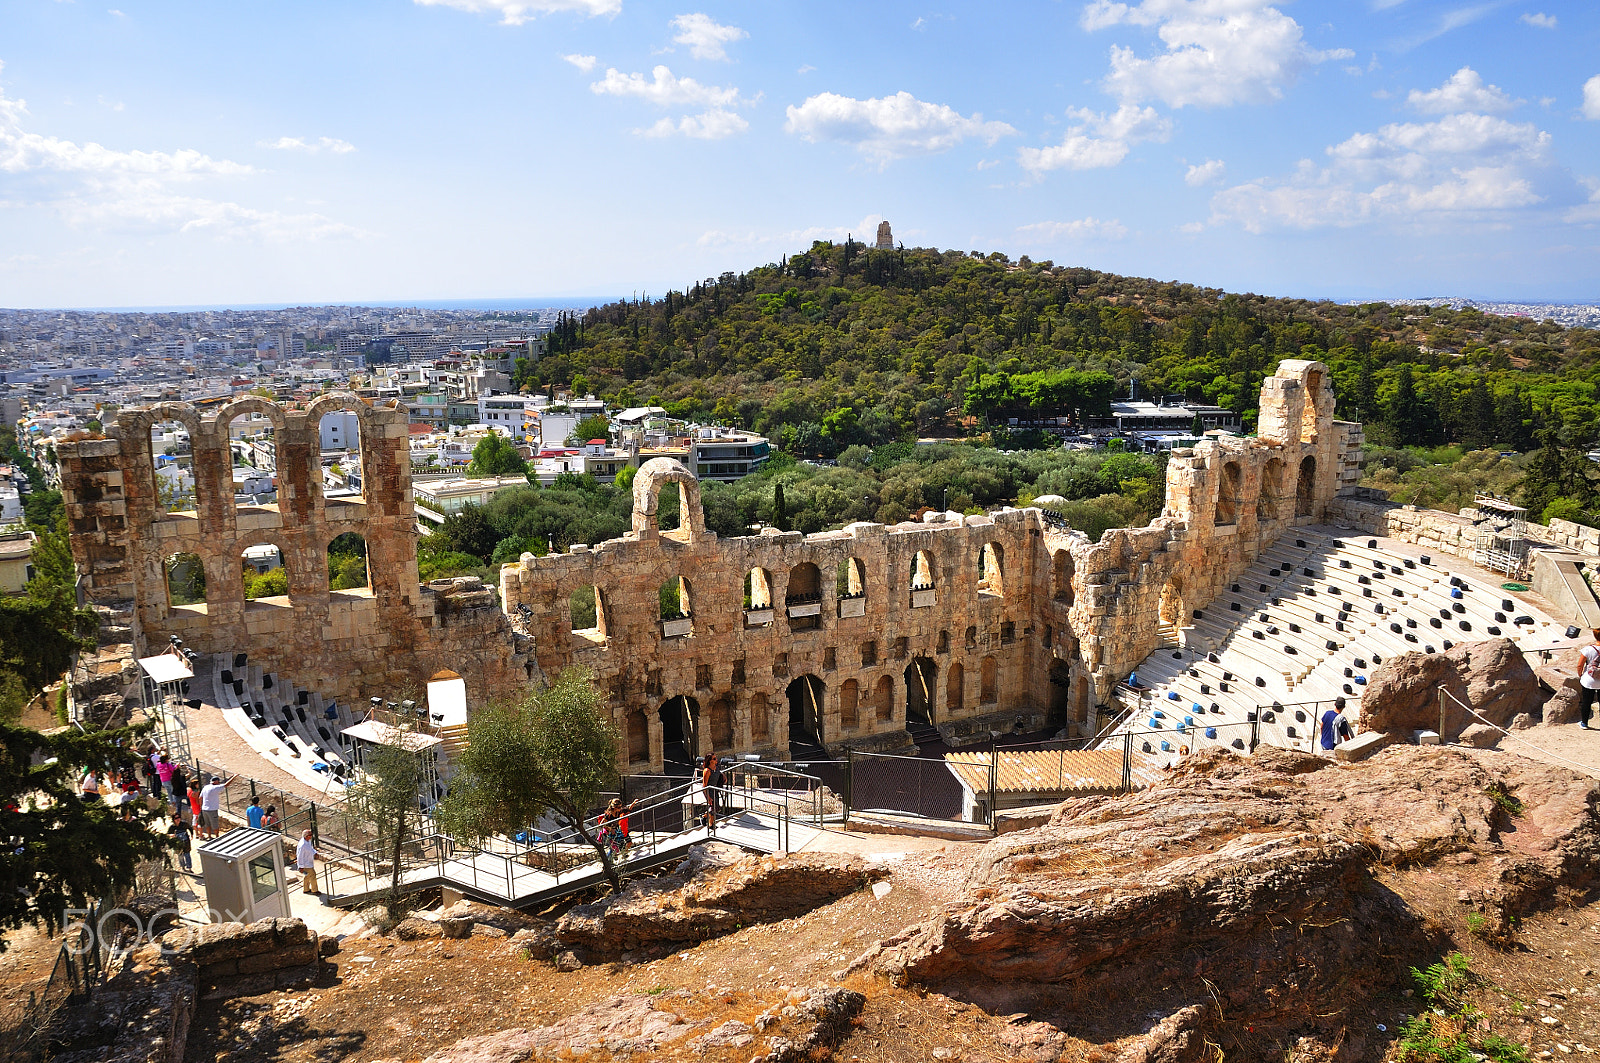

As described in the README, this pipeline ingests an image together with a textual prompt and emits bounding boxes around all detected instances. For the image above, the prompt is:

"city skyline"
[1,0,1597,307]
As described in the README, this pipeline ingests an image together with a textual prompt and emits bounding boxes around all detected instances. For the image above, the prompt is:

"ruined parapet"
[56,393,524,707]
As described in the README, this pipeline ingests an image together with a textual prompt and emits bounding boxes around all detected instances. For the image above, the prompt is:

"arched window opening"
[980,655,998,704]
[836,557,866,618]
[839,680,860,730]
[659,576,693,637]
[910,550,936,607]
[744,568,774,626]
[786,562,823,632]
[946,661,964,715]
[1301,369,1323,443]
[318,410,363,504]
[708,694,734,752]
[165,551,206,608]
[786,675,826,750]
[228,413,277,510]
[328,532,369,594]
[627,708,650,765]
[937,629,950,654]
[874,675,895,723]
[241,543,288,603]
[1258,457,1287,522]
[978,543,1004,598]
[905,657,937,727]
[150,420,195,516]
[656,481,684,534]
[1048,659,1072,721]
[659,695,698,766]
[965,625,978,651]
[1215,461,1241,526]
[1052,550,1075,605]
[1296,456,1316,518]
[570,585,607,640]
[750,693,771,744]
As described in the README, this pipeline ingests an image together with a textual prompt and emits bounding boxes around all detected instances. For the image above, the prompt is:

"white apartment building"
[477,394,535,441]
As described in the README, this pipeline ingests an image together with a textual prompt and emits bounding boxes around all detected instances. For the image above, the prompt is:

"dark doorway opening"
[659,695,699,770]
[786,675,826,754]
[905,657,938,736]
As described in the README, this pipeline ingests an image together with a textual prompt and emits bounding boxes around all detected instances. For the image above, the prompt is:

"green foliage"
[1482,783,1524,817]
[466,432,528,477]
[22,490,63,533]
[244,567,288,599]
[1361,447,1525,514]
[165,552,206,605]
[572,413,610,444]
[0,581,97,694]
[328,532,368,591]
[346,731,428,921]
[436,666,625,890]
[0,717,169,950]
[1398,953,1527,1063]
[54,682,67,726]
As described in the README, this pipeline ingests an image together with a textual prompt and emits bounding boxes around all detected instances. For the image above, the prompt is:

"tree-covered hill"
[516,240,1600,453]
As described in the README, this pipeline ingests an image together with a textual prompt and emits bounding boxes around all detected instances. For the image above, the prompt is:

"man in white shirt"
[296,830,318,894]
[1575,628,1600,730]
[198,774,235,838]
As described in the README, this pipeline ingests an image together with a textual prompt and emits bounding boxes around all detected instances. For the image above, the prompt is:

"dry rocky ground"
[9,740,1600,1063]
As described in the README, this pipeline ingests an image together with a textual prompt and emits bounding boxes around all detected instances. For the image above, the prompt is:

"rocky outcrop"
[854,745,1599,1057]
[409,986,865,1063]
[1359,637,1543,737]
[555,848,884,961]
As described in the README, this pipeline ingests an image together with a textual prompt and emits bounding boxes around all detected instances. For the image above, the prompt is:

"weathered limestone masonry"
[503,360,1358,772]
[1047,359,1360,710]
[55,394,531,707]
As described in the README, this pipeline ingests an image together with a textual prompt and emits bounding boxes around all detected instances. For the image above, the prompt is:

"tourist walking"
[187,781,203,826]
[262,805,281,831]
[246,796,265,829]
[169,818,193,873]
[1575,628,1600,729]
[198,774,236,838]
[702,755,724,830]
[155,754,177,801]
[296,830,318,894]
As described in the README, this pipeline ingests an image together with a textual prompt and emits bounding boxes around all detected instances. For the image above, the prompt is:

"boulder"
[439,916,473,940]
[1538,663,1580,724]
[394,917,442,941]
[1359,637,1542,738]
[438,900,544,935]
[556,850,882,960]
[1511,713,1537,731]
[1460,723,1502,749]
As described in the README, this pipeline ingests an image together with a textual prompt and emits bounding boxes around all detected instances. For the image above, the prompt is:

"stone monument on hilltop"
[875,221,893,250]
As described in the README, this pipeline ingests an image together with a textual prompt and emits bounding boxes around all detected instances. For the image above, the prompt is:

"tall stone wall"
[55,395,531,706]
[503,361,1355,770]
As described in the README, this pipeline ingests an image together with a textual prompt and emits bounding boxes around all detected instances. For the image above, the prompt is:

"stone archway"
[786,675,826,749]
[632,458,706,542]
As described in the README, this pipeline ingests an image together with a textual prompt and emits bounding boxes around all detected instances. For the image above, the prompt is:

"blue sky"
[1,0,1597,307]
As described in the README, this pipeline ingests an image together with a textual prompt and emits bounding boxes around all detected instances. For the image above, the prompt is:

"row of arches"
[133,395,378,521]
[1214,455,1317,527]
[162,532,369,609]
[634,656,1006,763]
[566,544,1022,642]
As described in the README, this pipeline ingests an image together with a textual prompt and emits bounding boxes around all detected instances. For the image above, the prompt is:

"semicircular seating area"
[210,652,359,796]
[1106,529,1572,758]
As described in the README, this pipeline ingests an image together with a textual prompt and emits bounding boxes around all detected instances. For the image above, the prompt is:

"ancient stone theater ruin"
[57,360,1577,775]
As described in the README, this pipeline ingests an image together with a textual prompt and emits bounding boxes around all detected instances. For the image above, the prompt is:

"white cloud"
[639,108,748,139]
[1584,75,1600,121]
[1209,110,1554,231]
[1016,217,1129,241]
[784,91,1015,162]
[1520,12,1556,29]
[1016,104,1170,173]
[1083,0,1353,109]
[1406,67,1519,114]
[670,13,746,61]
[797,64,815,74]
[591,65,741,107]
[562,53,597,72]
[258,136,356,154]
[1185,157,1225,185]
[0,64,357,242]
[413,0,619,25]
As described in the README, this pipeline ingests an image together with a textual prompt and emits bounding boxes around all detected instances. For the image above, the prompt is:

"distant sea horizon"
[13,297,624,314]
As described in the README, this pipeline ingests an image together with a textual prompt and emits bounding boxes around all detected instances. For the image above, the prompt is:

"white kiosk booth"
[197,827,291,923]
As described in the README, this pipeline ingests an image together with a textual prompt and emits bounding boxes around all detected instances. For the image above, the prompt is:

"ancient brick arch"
[304,392,382,508]
[631,458,706,542]
[117,401,213,522]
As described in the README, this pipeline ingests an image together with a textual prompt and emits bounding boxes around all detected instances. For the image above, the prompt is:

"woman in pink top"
[155,754,177,800]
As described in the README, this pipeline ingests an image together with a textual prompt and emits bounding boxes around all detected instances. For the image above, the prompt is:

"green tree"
[244,567,288,599]
[571,413,610,444]
[0,718,170,950]
[0,582,97,695]
[346,731,427,921]
[467,433,528,477]
[773,481,788,531]
[436,666,626,891]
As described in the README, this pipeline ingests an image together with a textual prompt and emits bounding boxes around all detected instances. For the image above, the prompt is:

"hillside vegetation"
[513,241,1600,452]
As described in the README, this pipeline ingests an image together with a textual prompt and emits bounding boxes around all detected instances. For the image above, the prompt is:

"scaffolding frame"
[1471,496,1530,579]
[138,644,195,769]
